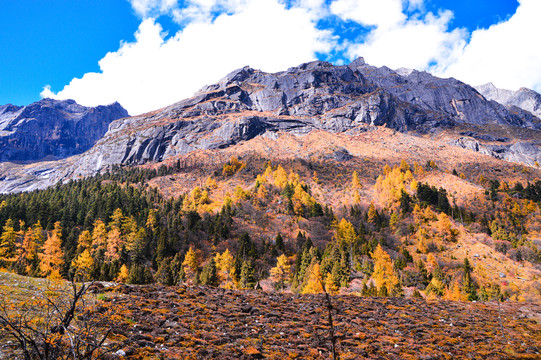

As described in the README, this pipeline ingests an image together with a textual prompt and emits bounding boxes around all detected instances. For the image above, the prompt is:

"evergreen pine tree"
[199,257,218,287]
[156,258,175,286]
[240,260,256,289]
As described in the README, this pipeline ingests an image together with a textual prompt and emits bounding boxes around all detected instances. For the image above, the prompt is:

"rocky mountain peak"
[348,57,366,67]
[63,57,541,173]
[475,83,541,119]
[0,98,128,162]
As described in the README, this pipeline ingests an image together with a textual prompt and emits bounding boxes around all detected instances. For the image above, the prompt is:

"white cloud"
[346,10,467,72]
[330,0,405,29]
[331,0,541,93]
[129,0,180,19]
[293,0,328,19]
[42,0,541,116]
[129,0,254,23]
[42,0,332,115]
[330,0,466,72]
[439,0,541,92]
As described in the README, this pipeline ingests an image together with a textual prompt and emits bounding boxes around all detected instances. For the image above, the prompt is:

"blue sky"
[2,0,537,115]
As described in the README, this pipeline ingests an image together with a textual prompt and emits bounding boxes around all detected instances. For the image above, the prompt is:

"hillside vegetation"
[0,129,539,303]
[0,128,540,358]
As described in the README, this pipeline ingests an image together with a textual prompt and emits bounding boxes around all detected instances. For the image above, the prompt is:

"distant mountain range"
[475,82,541,119]
[0,57,540,193]
[0,99,128,162]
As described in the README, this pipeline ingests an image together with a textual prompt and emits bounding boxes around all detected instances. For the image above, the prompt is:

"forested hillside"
[1,143,540,302]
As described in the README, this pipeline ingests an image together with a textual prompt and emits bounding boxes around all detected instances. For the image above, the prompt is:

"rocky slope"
[70,58,541,170]
[100,284,541,359]
[0,98,128,162]
[476,82,541,119]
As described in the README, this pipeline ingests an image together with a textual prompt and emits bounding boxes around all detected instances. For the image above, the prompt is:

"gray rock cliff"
[475,83,541,119]
[0,98,129,162]
[76,58,539,169]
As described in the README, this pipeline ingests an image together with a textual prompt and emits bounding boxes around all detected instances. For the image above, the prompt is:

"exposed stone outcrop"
[97,284,541,359]
[76,58,541,171]
[0,98,128,162]
[451,137,541,166]
[476,82,541,119]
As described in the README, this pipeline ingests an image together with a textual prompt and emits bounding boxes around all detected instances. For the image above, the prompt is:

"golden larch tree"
[116,264,130,283]
[76,230,92,253]
[270,254,291,291]
[371,244,398,294]
[91,220,108,256]
[39,222,64,279]
[71,249,93,281]
[215,249,235,289]
[352,170,362,189]
[335,218,356,244]
[105,228,123,262]
[0,219,17,267]
[182,247,199,285]
[273,165,288,189]
[367,202,378,224]
[16,227,39,275]
[301,262,324,294]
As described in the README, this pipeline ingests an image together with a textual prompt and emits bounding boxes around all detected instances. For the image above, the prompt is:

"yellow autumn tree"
[371,244,398,294]
[436,212,458,242]
[352,170,362,189]
[76,230,92,253]
[0,219,17,267]
[215,249,235,289]
[71,249,93,281]
[109,208,124,231]
[39,222,64,279]
[105,228,123,262]
[16,227,39,275]
[91,220,108,256]
[417,229,429,254]
[270,254,291,291]
[367,202,378,224]
[325,273,339,295]
[301,262,324,294]
[426,253,438,274]
[205,176,217,189]
[256,184,268,200]
[443,281,462,301]
[335,218,356,244]
[262,163,273,182]
[273,165,288,189]
[410,179,419,191]
[116,264,130,283]
[400,159,410,172]
[353,190,361,204]
[182,247,199,285]
[146,209,158,233]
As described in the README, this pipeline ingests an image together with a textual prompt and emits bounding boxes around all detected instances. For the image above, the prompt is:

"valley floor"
[100,284,540,359]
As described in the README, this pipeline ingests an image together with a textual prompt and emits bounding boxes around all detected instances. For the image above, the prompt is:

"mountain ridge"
[69,57,541,170]
[0,98,128,162]
[475,82,541,119]
[1,58,541,193]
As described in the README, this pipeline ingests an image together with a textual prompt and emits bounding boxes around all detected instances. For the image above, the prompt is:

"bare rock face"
[476,82,541,119]
[0,98,128,162]
[77,58,539,169]
[451,137,541,166]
